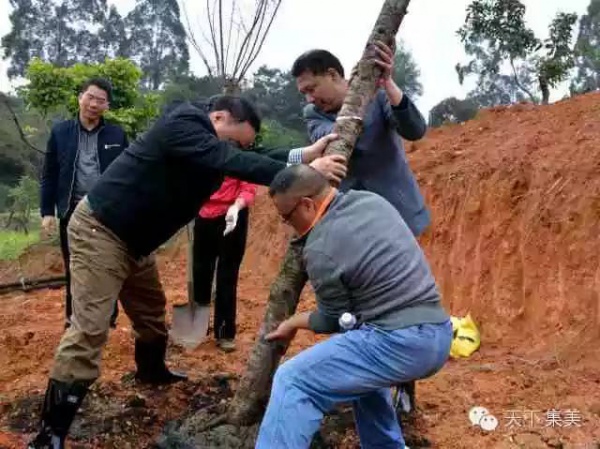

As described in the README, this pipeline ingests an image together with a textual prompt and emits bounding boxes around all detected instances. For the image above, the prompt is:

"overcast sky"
[0,0,589,115]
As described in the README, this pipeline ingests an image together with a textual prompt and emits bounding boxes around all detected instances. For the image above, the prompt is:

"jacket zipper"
[65,126,81,217]
[66,123,105,216]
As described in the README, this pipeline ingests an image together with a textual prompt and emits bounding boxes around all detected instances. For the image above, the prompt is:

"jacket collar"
[77,115,105,133]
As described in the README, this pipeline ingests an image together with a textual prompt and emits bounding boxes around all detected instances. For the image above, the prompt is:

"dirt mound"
[246,92,600,358]
[1,93,600,449]
[409,93,600,354]
[0,242,64,284]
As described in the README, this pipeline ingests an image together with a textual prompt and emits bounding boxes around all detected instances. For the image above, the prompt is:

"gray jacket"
[303,90,430,236]
[303,189,449,334]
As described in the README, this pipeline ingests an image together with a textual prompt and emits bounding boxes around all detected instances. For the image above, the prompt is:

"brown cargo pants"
[50,198,168,383]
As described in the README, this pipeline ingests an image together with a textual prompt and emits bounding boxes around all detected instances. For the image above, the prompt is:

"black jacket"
[40,118,128,218]
[87,101,287,257]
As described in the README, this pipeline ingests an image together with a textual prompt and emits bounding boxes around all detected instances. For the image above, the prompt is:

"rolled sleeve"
[308,310,340,334]
[287,148,304,165]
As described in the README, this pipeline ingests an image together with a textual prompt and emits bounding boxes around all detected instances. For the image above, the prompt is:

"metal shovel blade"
[170,302,210,350]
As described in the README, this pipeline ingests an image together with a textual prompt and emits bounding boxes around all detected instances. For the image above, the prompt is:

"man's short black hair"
[79,77,113,102]
[269,165,329,198]
[208,94,261,133]
[291,49,345,78]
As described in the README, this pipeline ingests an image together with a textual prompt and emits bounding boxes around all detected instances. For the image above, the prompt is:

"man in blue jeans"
[290,42,431,410]
[257,165,452,449]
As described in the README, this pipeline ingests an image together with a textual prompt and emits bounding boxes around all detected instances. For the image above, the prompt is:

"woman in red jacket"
[193,177,257,352]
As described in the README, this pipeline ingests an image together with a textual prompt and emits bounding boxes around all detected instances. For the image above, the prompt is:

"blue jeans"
[255,320,453,449]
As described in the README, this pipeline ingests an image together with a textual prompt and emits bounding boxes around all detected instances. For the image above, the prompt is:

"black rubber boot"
[134,337,187,385]
[395,381,417,414]
[27,379,90,449]
[109,301,119,329]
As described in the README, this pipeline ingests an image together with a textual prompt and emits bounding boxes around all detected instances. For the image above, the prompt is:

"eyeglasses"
[281,200,302,223]
[84,92,108,105]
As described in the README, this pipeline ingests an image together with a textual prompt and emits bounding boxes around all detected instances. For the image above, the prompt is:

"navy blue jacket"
[304,90,430,236]
[40,118,128,218]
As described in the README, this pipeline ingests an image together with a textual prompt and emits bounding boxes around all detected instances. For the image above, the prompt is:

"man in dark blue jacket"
[40,78,127,329]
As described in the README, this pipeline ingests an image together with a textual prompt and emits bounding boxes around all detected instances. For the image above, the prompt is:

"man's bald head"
[269,164,330,199]
[269,165,333,233]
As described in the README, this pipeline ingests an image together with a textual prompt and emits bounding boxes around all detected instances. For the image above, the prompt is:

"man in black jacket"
[28,95,345,449]
[40,78,126,329]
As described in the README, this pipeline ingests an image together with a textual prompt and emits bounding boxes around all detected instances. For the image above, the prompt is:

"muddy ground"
[1,93,600,448]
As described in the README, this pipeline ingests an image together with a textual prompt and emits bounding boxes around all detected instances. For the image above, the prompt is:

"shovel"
[170,301,210,350]
[169,221,210,350]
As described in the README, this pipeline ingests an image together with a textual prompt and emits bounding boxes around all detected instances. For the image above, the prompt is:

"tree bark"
[223,78,242,95]
[509,59,537,104]
[227,0,412,426]
[539,75,550,105]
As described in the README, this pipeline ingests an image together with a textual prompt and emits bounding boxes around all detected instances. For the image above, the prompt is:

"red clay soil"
[1,92,600,448]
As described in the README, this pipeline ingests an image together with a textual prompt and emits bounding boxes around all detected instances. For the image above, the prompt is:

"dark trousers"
[59,207,119,326]
[192,209,249,340]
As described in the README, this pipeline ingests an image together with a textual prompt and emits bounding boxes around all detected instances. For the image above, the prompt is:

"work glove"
[223,204,240,236]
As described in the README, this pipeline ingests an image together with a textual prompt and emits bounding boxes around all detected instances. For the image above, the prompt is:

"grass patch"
[0,212,45,260]
[0,229,40,260]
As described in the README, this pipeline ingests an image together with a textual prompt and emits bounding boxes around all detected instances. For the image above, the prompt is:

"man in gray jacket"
[256,165,452,449]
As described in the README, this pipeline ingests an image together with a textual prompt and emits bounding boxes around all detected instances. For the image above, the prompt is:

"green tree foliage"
[94,5,130,61]
[0,184,10,212]
[4,175,39,233]
[536,12,579,103]
[429,97,480,127]
[2,0,119,78]
[467,62,538,106]
[256,120,307,149]
[20,58,159,138]
[244,66,305,132]
[0,95,47,185]
[126,0,189,90]
[2,0,189,89]
[392,39,423,100]
[571,0,600,93]
[457,0,578,105]
[160,70,308,148]
[161,74,225,105]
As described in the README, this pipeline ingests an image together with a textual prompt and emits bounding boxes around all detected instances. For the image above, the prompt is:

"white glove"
[223,204,240,236]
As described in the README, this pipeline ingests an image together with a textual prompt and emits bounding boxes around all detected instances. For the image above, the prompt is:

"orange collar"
[299,188,337,237]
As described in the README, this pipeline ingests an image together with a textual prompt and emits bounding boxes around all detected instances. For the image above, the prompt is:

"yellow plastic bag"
[449,313,481,358]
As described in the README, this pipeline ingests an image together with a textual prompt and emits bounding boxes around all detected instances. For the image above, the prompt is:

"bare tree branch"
[180,1,213,76]
[206,0,222,77]
[0,92,44,155]
[218,0,225,77]
[181,0,282,88]
[223,0,237,74]
[239,1,282,80]
[510,58,537,103]
[231,0,266,79]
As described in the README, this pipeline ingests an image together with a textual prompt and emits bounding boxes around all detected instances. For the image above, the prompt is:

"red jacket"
[199,177,257,219]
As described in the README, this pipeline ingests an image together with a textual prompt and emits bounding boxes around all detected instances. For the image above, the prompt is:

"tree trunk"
[223,78,242,95]
[510,59,537,104]
[227,0,412,426]
[539,75,550,105]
